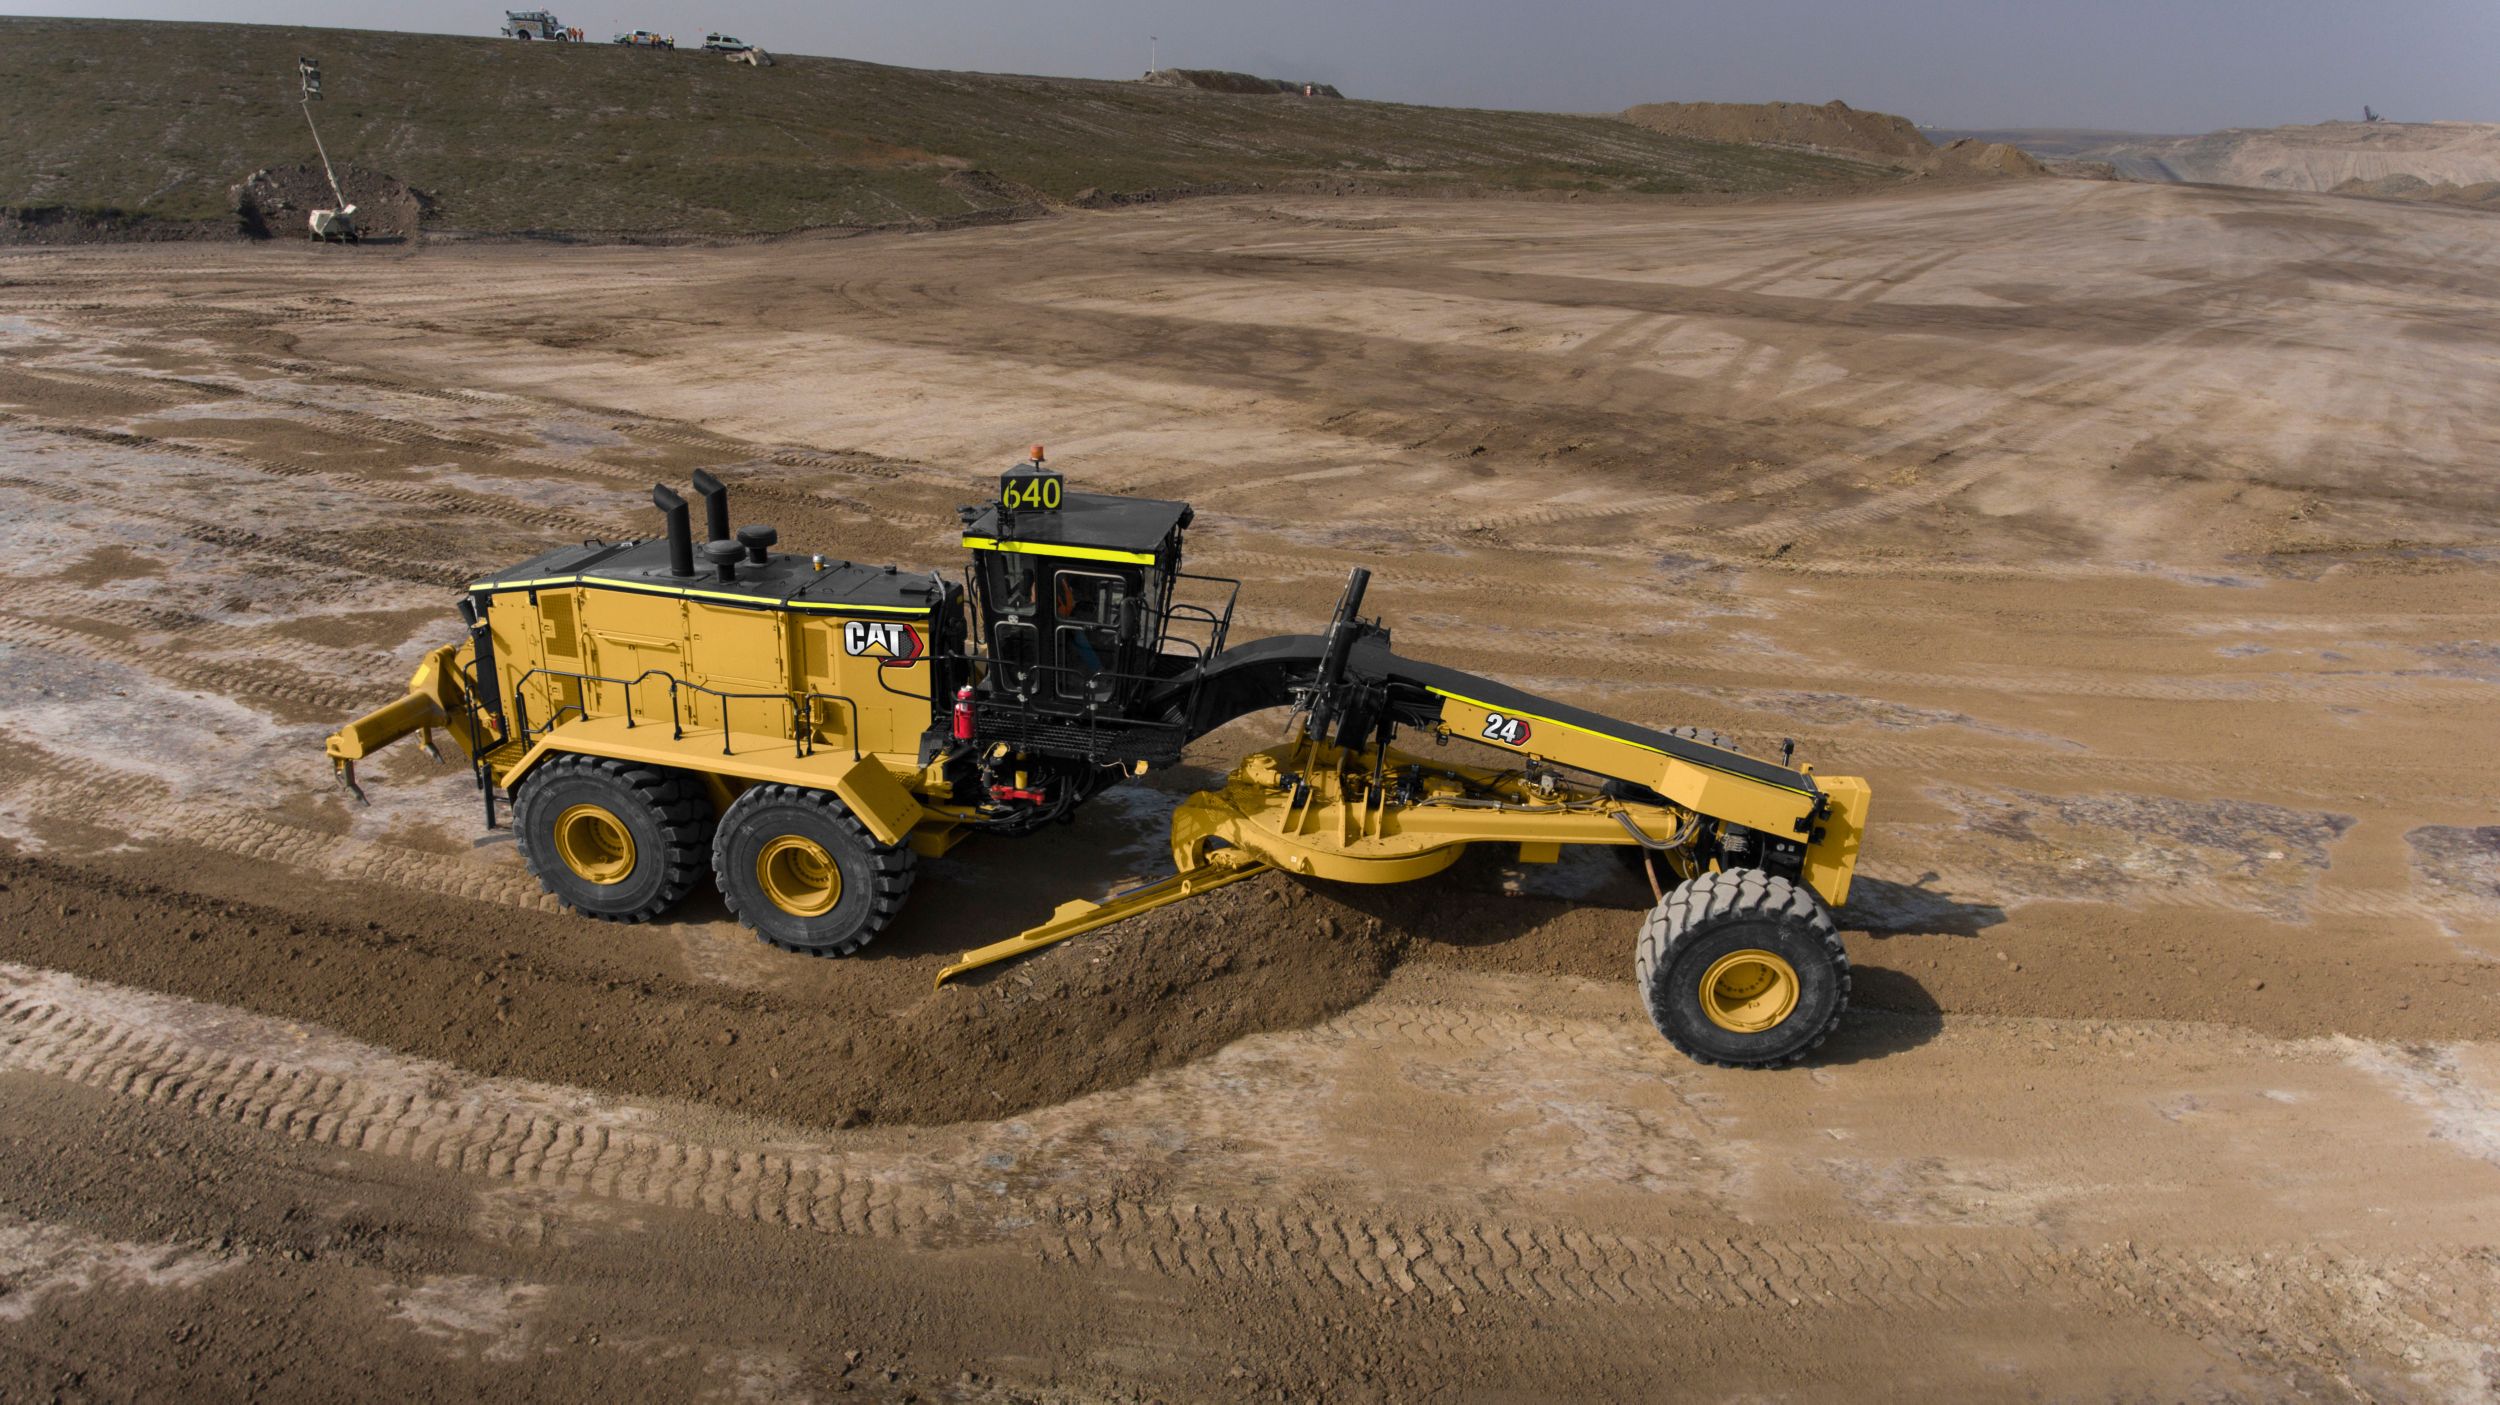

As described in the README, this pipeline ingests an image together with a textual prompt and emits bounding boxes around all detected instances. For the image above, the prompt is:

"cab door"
[982,550,1045,696]
[1051,569,1132,705]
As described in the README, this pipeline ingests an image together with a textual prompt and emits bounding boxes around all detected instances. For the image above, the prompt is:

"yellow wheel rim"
[1698,949,1799,1034]
[553,803,636,886]
[756,835,841,918]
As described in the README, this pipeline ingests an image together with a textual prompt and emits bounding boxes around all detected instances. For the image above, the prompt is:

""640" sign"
[998,468,1063,513]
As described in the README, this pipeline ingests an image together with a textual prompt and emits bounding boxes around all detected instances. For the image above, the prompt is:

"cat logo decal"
[843,620,924,662]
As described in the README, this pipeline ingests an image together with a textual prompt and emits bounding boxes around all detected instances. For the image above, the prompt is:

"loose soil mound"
[1933,137,2050,177]
[233,163,431,241]
[0,849,1392,1131]
[1143,68,1343,98]
[2334,173,2500,209]
[1619,98,1931,161]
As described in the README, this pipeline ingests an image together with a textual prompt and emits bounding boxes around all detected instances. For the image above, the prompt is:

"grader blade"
[934,849,1271,986]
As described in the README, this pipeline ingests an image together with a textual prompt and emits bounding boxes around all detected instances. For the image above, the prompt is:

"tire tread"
[1635,868,1847,1068]
[513,753,713,923]
[712,783,915,957]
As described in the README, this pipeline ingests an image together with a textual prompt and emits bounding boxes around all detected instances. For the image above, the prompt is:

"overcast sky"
[8,1,2495,131]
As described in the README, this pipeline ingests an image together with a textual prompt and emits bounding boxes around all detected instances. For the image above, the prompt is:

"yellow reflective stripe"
[1424,686,1817,797]
[961,536,1157,566]
[469,576,928,615]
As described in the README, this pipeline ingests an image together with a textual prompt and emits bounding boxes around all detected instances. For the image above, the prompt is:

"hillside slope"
[0,18,1887,238]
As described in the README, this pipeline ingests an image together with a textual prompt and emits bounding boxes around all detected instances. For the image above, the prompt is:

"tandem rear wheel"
[1636,869,1848,1067]
[513,754,715,922]
[713,784,917,957]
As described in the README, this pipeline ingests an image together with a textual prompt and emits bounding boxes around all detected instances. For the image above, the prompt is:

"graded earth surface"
[1,177,2497,1400]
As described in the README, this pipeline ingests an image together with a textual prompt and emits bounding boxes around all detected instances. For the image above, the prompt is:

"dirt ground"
[1,178,2497,1401]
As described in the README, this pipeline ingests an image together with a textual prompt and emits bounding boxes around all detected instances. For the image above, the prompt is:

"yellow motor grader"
[327,458,1870,1066]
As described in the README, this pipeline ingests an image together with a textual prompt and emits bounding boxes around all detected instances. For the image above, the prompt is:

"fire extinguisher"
[951,685,975,742]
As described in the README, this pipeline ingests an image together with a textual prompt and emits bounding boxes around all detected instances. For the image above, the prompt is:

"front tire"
[713,784,915,956]
[1636,869,1847,1067]
[513,754,713,922]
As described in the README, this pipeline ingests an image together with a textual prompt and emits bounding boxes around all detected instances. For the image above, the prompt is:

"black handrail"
[1164,572,1241,658]
[508,665,865,762]
[959,648,1204,753]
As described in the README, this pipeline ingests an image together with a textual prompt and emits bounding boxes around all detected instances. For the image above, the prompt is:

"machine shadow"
[852,799,1199,964]
[1814,1003,1945,1066]
[1842,873,2010,938]
[1810,871,2009,1066]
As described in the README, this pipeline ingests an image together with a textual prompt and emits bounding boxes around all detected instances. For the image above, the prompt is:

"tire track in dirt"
[1868,859,2483,928]
[6,341,914,506]
[0,961,2487,1388]
[0,411,632,542]
[1198,547,1689,608]
[96,342,922,486]
[0,590,409,679]
[86,342,915,482]
[1370,677,2489,800]
[1227,251,2222,552]
[1691,300,2234,554]
[0,615,373,716]
[0,751,550,912]
[1774,734,2489,806]
[1457,633,2429,706]
[0,363,228,406]
[0,466,471,588]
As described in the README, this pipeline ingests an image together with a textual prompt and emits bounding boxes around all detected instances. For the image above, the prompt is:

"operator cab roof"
[961,491,1193,565]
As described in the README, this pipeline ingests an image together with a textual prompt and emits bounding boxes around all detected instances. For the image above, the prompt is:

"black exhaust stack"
[652,484,695,577]
[691,469,730,544]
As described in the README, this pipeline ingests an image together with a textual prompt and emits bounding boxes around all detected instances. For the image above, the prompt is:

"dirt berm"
[2334,172,2500,209]
[1620,98,1932,159]
[0,848,1397,1131]
[1620,99,2048,177]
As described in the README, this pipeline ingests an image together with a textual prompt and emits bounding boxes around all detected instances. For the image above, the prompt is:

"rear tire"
[513,754,713,922]
[1636,869,1847,1067]
[713,784,915,956]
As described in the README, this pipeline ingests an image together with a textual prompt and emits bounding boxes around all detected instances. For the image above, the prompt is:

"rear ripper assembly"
[327,451,1871,1066]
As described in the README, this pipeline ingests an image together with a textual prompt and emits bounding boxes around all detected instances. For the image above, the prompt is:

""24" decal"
[1480,712,1532,746]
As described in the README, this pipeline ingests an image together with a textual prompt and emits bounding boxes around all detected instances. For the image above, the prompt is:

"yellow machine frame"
[327,473,1874,1051]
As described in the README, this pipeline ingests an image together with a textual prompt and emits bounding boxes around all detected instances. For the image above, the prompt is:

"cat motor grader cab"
[326,454,1871,1066]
